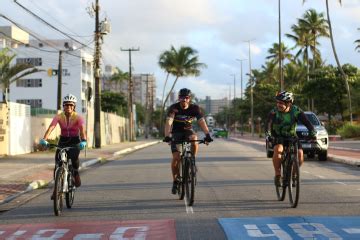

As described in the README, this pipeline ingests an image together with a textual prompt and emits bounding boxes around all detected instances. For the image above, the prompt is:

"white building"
[6,39,94,115]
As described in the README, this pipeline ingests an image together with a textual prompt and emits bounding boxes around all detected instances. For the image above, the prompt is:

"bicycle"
[172,139,205,206]
[48,144,79,216]
[273,136,300,208]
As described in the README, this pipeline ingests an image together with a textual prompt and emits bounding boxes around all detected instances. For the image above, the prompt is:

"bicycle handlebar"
[47,143,80,150]
[163,139,206,144]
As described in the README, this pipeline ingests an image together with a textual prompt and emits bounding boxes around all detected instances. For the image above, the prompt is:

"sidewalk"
[229,133,360,166]
[0,138,161,205]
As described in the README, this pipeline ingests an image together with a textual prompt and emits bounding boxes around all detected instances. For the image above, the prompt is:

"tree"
[157,45,207,136]
[110,67,128,89]
[266,42,293,66]
[101,91,127,116]
[303,0,353,123]
[0,48,42,102]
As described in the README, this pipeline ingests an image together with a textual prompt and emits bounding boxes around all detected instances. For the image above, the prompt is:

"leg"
[298,149,304,167]
[171,152,181,181]
[68,148,81,187]
[189,134,198,156]
[273,144,283,176]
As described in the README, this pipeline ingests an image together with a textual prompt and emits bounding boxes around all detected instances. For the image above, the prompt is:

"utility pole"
[121,47,139,142]
[93,0,101,148]
[57,50,63,111]
[245,40,255,137]
[144,74,151,139]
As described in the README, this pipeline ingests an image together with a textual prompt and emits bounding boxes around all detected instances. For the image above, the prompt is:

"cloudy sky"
[2,0,360,100]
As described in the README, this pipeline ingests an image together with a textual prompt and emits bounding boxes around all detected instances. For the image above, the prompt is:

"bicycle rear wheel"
[288,156,300,208]
[178,159,185,200]
[275,161,287,201]
[66,171,75,208]
[53,168,64,216]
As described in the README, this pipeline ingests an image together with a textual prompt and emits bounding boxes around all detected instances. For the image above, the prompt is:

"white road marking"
[184,198,194,214]
[317,175,325,179]
[334,181,347,185]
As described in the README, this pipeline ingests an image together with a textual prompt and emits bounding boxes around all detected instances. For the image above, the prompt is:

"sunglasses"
[63,104,75,107]
[276,101,286,105]
[179,96,190,100]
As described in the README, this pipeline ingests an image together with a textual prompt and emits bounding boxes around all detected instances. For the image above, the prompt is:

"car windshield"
[297,113,320,126]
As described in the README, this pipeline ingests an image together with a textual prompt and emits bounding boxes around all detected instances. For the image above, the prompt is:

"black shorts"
[55,136,81,170]
[170,130,195,153]
[274,137,302,149]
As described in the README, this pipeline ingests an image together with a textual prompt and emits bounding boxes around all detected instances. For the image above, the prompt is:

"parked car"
[212,128,228,138]
[266,111,329,161]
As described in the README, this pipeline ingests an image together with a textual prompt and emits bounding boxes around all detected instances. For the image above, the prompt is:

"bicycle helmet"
[63,94,77,104]
[179,88,191,97]
[275,91,293,103]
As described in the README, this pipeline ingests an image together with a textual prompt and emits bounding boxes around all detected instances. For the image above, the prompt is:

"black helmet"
[179,88,191,97]
[275,91,294,103]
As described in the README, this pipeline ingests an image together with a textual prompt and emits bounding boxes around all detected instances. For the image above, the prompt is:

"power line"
[13,0,91,49]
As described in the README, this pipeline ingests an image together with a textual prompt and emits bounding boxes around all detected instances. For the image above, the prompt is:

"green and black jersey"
[265,105,314,137]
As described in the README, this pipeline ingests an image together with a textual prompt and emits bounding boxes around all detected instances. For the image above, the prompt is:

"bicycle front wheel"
[275,161,286,201]
[53,168,64,216]
[288,158,300,208]
[66,171,75,208]
[188,160,196,206]
[178,159,185,200]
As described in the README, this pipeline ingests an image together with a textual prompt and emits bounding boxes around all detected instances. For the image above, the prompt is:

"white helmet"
[63,94,77,104]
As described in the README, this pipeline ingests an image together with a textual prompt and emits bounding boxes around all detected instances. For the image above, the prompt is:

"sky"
[1,0,360,100]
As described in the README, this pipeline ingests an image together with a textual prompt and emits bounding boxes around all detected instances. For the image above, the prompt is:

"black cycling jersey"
[167,102,204,133]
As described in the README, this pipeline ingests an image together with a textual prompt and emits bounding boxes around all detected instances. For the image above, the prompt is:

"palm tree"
[158,49,176,114]
[0,48,42,102]
[266,42,293,68]
[157,45,207,136]
[303,0,353,123]
[355,37,360,52]
[299,9,329,71]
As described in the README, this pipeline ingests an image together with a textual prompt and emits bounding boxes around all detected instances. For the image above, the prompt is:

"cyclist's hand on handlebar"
[203,133,213,143]
[39,139,49,148]
[79,141,87,150]
[265,131,273,142]
[163,136,172,143]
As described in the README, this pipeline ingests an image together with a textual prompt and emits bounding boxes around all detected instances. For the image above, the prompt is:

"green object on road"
[214,129,228,138]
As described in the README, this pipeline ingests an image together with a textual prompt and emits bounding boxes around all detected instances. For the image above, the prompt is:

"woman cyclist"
[40,94,87,198]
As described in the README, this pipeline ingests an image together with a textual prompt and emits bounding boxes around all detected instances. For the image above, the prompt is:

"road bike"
[173,139,205,206]
[48,144,79,216]
[274,136,300,208]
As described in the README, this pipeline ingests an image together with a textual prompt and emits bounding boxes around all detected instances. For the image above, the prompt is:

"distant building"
[1,38,94,114]
[198,96,229,115]
[0,25,29,48]
[102,69,156,109]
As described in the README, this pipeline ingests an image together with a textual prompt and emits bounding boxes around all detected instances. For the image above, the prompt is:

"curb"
[1,140,160,205]
[230,137,359,166]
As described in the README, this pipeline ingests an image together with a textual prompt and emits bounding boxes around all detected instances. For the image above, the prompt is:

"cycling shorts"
[170,130,196,153]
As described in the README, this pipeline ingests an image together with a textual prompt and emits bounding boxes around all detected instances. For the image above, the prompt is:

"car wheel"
[318,150,328,161]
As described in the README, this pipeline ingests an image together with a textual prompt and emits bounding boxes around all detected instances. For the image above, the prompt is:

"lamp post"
[245,40,254,137]
[236,59,247,100]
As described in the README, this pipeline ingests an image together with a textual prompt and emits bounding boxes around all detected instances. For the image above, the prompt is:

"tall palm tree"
[0,48,42,102]
[158,48,176,113]
[266,42,293,66]
[303,0,353,123]
[157,45,207,135]
[299,8,329,71]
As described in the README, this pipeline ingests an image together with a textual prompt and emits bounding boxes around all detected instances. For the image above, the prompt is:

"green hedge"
[337,123,360,138]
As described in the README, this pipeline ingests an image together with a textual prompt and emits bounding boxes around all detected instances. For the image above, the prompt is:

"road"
[0,138,360,239]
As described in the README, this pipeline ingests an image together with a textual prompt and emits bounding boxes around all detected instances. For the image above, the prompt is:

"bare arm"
[164,114,174,137]
[198,118,210,135]
[43,125,56,140]
[79,124,87,141]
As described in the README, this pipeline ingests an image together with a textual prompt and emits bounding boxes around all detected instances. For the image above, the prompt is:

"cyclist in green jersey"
[265,91,316,186]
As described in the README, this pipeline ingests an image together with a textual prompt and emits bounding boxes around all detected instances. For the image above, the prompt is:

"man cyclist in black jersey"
[265,91,316,187]
[163,88,213,194]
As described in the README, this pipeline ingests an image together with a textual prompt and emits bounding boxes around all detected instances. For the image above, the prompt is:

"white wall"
[8,102,31,155]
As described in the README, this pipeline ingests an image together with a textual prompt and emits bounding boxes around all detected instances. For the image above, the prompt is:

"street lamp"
[236,58,247,99]
[245,40,254,137]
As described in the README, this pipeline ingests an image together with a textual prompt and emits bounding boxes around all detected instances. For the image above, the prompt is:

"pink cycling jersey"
[50,112,85,137]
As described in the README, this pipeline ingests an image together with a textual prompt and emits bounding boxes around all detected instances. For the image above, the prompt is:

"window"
[16,79,42,87]
[16,99,42,108]
[16,58,42,66]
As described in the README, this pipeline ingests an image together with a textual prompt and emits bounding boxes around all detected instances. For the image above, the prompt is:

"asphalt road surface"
[1,138,360,239]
